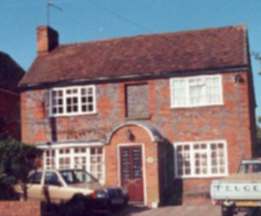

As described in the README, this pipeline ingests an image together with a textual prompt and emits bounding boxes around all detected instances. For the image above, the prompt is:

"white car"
[15,169,128,208]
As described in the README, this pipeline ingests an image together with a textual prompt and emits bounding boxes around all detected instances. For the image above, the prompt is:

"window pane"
[206,76,221,104]
[176,144,191,176]
[88,105,93,111]
[210,142,226,175]
[81,87,95,113]
[172,79,187,107]
[90,147,104,181]
[175,141,227,178]
[88,97,93,102]
[43,146,104,183]
[51,90,64,115]
[171,75,222,108]
[59,157,71,169]
[51,86,95,116]
[66,96,78,113]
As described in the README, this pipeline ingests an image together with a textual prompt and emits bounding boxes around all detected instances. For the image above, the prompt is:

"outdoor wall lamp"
[127,129,135,142]
[234,74,244,84]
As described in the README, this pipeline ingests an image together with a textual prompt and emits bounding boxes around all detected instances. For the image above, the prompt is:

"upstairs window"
[50,85,96,116]
[170,75,223,108]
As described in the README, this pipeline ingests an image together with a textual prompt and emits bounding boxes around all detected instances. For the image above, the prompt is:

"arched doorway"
[106,121,163,206]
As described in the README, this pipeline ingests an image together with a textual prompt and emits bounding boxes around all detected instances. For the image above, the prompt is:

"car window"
[28,171,42,184]
[60,170,98,185]
[60,171,79,184]
[253,164,261,172]
[239,163,261,173]
[45,172,62,186]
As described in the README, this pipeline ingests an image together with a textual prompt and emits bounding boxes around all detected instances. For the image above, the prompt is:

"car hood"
[68,182,103,190]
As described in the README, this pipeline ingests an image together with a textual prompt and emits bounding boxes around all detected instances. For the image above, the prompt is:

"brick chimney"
[37,26,59,55]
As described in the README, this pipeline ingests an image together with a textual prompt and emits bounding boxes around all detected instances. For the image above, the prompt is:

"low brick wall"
[0,201,40,216]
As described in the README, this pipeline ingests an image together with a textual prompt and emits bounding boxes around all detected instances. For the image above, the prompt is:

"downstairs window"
[43,145,105,183]
[174,140,228,178]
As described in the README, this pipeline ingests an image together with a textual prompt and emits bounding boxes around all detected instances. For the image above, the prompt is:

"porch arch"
[106,121,163,144]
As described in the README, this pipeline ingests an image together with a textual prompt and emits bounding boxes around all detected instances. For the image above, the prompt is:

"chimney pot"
[37,26,59,55]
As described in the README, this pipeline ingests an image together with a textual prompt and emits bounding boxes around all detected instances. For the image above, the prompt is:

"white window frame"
[49,85,97,117]
[40,142,105,184]
[170,74,224,108]
[173,140,228,179]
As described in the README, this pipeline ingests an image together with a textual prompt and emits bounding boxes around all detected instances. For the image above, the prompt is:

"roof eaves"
[19,64,250,91]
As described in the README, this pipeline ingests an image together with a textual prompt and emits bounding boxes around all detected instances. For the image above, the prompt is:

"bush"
[0,138,42,200]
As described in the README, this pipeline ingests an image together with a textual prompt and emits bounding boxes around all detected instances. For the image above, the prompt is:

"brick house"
[19,25,256,207]
[0,52,24,139]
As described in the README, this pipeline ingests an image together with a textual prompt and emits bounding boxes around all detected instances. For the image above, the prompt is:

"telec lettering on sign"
[214,184,261,193]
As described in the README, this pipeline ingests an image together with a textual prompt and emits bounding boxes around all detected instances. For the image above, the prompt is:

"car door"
[44,171,78,203]
[43,171,65,203]
[26,171,44,201]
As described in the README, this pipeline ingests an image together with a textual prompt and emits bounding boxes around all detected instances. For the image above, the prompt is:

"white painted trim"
[117,143,148,206]
[49,85,97,117]
[38,142,104,149]
[173,139,228,179]
[170,74,224,108]
[40,142,105,184]
[107,122,162,143]
[102,146,106,186]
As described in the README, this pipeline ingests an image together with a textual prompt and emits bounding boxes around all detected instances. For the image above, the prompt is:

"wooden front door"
[120,145,144,203]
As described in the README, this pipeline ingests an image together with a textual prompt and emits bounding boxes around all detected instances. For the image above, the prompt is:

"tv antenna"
[46,0,63,26]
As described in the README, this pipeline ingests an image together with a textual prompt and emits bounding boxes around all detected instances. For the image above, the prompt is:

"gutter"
[19,64,250,91]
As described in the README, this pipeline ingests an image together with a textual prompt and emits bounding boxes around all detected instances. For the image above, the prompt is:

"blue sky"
[0,0,261,118]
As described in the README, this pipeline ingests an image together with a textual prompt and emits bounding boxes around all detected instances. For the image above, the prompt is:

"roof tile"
[20,25,249,87]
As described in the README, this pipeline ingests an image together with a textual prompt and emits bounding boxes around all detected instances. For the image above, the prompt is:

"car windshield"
[239,162,261,174]
[59,170,98,185]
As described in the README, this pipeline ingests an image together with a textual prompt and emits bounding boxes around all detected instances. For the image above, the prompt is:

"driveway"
[113,205,261,216]
[114,204,221,216]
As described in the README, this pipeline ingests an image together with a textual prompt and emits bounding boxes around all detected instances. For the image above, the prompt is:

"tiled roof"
[20,25,249,87]
[0,52,24,91]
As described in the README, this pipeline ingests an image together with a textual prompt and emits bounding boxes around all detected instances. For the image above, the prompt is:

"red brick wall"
[0,201,40,216]
[0,89,20,140]
[20,70,255,205]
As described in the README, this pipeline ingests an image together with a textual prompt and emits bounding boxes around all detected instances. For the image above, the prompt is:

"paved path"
[113,205,261,216]
[114,205,221,216]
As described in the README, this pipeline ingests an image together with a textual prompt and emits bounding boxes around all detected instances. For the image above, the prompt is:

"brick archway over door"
[105,122,163,207]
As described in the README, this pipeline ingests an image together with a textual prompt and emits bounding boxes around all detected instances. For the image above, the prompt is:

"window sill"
[49,112,98,118]
[170,103,224,109]
[174,173,228,179]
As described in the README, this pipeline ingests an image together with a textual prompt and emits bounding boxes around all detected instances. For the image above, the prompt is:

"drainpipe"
[235,73,245,162]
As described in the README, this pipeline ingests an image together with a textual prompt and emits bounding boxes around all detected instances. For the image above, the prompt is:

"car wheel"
[222,206,235,216]
[123,196,129,206]
[66,194,90,216]
[70,194,86,203]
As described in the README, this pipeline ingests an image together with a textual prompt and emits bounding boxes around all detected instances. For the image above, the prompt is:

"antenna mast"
[47,0,50,26]
[46,0,63,26]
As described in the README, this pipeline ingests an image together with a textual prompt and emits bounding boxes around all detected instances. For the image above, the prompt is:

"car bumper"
[90,195,128,209]
[107,188,128,206]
